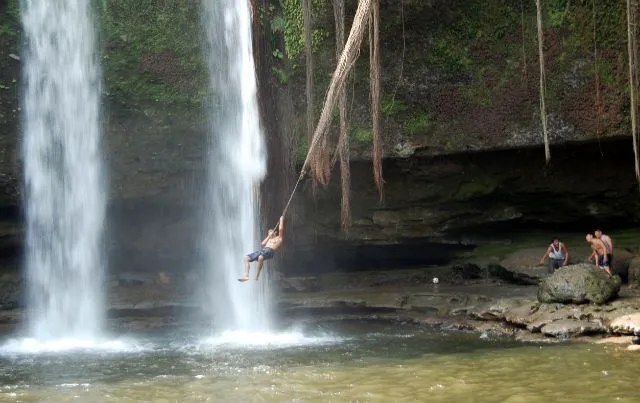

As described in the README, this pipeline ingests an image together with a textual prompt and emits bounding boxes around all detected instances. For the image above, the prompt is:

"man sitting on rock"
[586,233,611,275]
[540,237,569,273]
[239,216,284,281]
[594,229,614,268]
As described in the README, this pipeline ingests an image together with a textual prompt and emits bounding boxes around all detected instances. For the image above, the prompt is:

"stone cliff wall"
[283,138,640,274]
[0,0,638,279]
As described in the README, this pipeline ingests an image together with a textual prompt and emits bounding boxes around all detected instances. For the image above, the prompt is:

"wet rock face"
[286,139,640,275]
[537,264,622,305]
[628,257,640,288]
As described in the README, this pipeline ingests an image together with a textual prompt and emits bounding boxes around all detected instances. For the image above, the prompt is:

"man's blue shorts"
[598,255,609,267]
[247,247,274,262]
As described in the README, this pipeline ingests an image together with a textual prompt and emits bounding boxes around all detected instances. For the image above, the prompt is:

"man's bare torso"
[265,235,283,250]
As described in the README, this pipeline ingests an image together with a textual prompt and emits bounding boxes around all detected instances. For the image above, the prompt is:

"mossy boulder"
[537,264,621,305]
[628,256,640,288]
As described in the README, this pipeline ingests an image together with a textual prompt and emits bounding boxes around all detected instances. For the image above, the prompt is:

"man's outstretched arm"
[540,246,551,264]
[562,244,569,265]
[278,216,284,238]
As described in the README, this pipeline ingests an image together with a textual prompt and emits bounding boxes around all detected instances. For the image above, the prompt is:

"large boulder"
[537,263,621,305]
[611,249,633,281]
[628,256,640,288]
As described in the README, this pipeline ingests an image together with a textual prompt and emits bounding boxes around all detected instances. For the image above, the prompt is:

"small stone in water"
[601,370,608,376]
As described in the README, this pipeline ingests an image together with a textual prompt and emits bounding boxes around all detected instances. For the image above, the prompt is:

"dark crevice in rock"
[106,305,199,318]
[281,306,400,319]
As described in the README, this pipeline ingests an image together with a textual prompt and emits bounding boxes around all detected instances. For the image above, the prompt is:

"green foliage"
[430,38,473,77]
[99,0,206,107]
[351,126,373,143]
[272,67,289,84]
[547,0,570,28]
[0,79,17,90]
[296,135,309,161]
[280,0,328,67]
[461,85,492,108]
[0,0,20,39]
[381,95,409,117]
[404,112,431,137]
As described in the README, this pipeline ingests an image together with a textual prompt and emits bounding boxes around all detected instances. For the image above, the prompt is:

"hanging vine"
[331,0,351,230]
[521,0,528,85]
[626,0,640,187]
[535,0,550,164]
[370,0,383,199]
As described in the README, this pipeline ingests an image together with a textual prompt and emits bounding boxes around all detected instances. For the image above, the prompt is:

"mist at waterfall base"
[20,0,106,342]
[199,0,272,334]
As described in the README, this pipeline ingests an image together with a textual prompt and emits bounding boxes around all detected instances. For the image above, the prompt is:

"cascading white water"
[21,0,105,340]
[200,0,270,331]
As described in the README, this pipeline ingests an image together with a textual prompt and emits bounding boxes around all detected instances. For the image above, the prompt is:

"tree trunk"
[626,0,640,187]
[535,0,550,164]
[370,0,383,199]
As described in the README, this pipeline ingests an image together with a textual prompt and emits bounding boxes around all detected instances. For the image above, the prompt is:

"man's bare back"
[590,238,606,255]
[586,233,611,275]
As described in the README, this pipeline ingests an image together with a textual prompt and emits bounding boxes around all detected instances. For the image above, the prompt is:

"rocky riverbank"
[278,264,640,344]
[2,247,640,347]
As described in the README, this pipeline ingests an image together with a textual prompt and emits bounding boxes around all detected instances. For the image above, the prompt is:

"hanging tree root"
[370,0,383,199]
[302,0,373,176]
[535,0,550,165]
[332,0,351,230]
[626,0,640,186]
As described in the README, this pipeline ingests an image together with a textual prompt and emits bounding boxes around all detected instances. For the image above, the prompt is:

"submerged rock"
[540,319,606,338]
[537,264,621,305]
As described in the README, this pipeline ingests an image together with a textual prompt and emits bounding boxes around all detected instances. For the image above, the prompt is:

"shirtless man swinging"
[239,216,284,281]
[586,233,611,275]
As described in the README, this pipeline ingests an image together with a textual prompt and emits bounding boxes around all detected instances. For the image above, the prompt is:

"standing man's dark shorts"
[246,247,274,262]
[607,253,613,267]
[548,258,563,274]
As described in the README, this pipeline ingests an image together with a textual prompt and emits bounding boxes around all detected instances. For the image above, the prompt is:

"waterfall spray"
[22,0,106,340]
[200,0,271,332]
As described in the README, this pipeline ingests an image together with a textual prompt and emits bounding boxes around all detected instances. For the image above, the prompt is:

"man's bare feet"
[238,276,250,282]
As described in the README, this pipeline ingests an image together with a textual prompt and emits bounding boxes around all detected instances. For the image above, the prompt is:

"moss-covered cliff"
[277,0,632,159]
[0,0,639,278]
[1,0,635,158]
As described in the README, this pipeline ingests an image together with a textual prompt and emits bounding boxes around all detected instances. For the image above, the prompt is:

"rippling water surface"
[0,322,635,402]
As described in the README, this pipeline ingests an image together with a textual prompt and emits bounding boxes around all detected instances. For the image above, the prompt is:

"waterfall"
[21,0,105,340]
[200,0,270,332]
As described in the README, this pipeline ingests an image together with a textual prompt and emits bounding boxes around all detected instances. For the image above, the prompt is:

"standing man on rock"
[594,229,614,269]
[586,233,611,275]
[540,237,569,273]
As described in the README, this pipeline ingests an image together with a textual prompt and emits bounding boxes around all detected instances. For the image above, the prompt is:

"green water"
[0,322,636,402]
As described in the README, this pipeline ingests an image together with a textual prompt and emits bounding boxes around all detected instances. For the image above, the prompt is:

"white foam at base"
[198,330,345,349]
[0,337,152,355]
